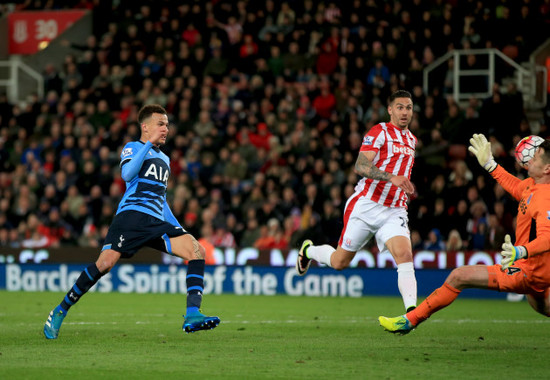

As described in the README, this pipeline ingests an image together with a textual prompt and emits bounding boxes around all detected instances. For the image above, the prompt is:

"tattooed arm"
[354,151,415,194]
[354,151,393,181]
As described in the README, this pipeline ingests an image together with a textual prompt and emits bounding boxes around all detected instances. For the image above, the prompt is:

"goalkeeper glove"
[500,234,527,269]
[468,134,497,172]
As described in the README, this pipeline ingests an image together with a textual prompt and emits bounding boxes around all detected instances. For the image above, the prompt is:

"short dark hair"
[388,90,412,105]
[539,140,550,164]
[137,104,167,123]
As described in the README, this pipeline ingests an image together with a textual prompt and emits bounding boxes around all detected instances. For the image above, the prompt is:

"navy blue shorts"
[102,210,187,258]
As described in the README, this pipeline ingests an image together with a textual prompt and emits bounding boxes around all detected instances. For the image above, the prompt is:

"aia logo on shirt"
[144,163,169,184]
[362,136,374,146]
[392,144,414,156]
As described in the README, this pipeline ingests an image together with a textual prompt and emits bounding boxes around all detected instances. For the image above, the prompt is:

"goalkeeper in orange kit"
[379,134,550,334]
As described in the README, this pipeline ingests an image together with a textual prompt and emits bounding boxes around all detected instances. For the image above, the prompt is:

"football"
[515,135,545,168]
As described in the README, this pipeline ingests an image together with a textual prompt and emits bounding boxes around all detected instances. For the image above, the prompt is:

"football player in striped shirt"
[297,90,418,312]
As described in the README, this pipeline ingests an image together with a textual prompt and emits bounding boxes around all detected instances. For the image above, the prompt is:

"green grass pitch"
[1,291,549,379]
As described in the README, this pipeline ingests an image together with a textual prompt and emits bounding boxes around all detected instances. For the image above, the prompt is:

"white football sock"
[306,244,335,267]
[397,262,417,310]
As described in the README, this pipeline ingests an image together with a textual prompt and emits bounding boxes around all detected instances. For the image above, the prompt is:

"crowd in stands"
[1,0,550,254]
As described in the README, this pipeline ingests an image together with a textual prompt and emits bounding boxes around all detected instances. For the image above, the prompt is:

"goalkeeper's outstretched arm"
[468,134,497,172]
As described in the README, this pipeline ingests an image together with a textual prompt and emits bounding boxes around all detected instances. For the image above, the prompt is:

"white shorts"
[339,196,410,253]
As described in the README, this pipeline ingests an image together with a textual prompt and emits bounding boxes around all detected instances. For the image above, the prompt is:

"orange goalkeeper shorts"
[487,263,547,295]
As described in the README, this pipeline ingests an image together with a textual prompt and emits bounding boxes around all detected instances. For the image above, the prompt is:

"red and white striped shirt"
[357,122,416,208]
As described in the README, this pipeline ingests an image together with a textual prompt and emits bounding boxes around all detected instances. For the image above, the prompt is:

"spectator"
[43,64,63,95]
[441,102,465,144]
[241,217,261,248]
[203,47,229,82]
[37,208,72,247]
[253,217,287,250]
[239,34,259,74]
[484,214,506,250]
[211,224,236,249]
[367,59,391,89]
[445,229,464,251]
[277,2,296,26]
[223,151,248,183]
[410,230,424,250]
[424,228,446,251]
[282,42,307,80]
[467,200,488,249]
[312,82,336,120]
[20,214,49,248]
[316,38,339,75]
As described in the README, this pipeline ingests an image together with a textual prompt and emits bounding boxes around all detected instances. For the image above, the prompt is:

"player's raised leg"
[379,282,460,334]
[379,265,489,334]
[299,241,360,277]
[170,234,220,333]
[43,249,118,339]
[305,243,358,269]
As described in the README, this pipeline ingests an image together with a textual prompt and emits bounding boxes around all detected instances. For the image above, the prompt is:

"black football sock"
[186,259,205,314]
[60,264,103,311]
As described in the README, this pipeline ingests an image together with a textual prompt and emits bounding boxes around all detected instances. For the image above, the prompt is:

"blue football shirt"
[116,140,170,220]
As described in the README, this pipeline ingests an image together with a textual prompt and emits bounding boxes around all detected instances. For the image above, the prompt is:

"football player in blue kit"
[44,104,220,338]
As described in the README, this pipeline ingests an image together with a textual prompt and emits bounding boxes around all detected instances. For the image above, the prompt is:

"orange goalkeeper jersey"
[491,165,550,290]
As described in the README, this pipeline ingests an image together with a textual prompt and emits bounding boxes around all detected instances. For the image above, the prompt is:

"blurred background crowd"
[1,0,550,253]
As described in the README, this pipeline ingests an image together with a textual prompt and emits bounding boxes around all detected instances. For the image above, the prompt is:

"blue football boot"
[183,310,220,333]
[44,305,67,339]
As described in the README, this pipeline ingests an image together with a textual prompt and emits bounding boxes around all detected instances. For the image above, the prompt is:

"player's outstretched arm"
[500,234,527,269]
[121,141,154,182]
[468,134,497,172]
[472,133,523,200]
